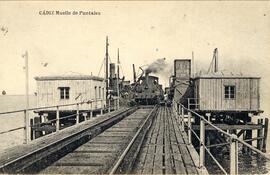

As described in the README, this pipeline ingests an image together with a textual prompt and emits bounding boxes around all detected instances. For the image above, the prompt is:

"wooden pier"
[0,106,208,174]
[133,106,207,174]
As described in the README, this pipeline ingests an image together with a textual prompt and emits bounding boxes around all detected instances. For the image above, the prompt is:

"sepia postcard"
[0,1,269,174]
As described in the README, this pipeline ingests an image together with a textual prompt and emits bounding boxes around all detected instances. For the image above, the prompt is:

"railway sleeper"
[110,106,158,174]
[0,107,138,174]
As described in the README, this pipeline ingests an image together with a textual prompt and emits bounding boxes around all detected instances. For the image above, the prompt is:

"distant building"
[34,74,106,113]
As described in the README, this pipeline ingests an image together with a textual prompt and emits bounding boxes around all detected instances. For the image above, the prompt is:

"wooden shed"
[34,74,106,111]
[193,74,260,113]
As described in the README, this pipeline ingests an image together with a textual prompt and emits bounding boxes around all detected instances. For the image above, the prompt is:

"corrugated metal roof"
[34,75,104,81]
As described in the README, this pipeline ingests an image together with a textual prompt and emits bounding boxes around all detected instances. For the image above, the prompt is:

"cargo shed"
[192,74,260,114]
[34,74,106,112]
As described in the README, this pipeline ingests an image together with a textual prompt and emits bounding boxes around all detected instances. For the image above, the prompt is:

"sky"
[0,1,269,113]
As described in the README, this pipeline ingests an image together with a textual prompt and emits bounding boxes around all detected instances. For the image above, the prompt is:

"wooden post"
[262,118,269,152]
[90,110,93,119]
[30,119,35,140]
[257,119,263,151]
[23,51,30,144]
[178,105,181,124]
[76,103,79,124]
[181,106,184,132]
[56,106,60,131]
[230,134,238,175]
[108,99,111,113]
[24,110,30,144]
[206,113,211,122]
[101,108,103,115]
[90,102,93,119]
[83,112,87,121]
[177,104,180,123]
[246,113,253,154]
[199,118,205,168]
[188,112,192,144]
[117,98,120,110]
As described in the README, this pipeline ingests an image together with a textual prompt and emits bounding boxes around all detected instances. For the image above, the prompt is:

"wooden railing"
[172,100,270,175]
[0,98,119,144]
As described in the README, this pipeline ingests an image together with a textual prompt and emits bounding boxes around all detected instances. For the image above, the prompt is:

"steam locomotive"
[132,71,164,105]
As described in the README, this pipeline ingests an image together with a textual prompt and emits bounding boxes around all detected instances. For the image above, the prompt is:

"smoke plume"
[145,58,167,74]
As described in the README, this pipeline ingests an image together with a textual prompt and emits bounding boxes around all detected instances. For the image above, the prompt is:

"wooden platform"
[40,108,153,174]
[0,107,134,173]
[133,106,208,174]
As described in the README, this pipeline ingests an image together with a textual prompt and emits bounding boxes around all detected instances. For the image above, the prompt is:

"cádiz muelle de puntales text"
[39,10,101,16]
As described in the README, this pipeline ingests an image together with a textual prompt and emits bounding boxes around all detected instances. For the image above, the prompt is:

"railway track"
[39,106,158,174]
[132,106,201,174]
[1,105,204,174]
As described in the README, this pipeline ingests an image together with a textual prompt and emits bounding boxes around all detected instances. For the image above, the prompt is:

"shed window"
[58,87,70,99]
[224,86,235,99]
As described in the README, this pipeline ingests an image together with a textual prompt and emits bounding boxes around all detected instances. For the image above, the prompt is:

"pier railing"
[0,98,119,145]
[172,100,270,175]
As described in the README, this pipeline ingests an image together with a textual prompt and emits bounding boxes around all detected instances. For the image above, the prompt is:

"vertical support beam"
[90,102,93,119]
[83,113,87,121]
[246,113,253,154]
[30,119,34,140]
[108,99,111,113]
[199,118,205,168]
[181,106,184,132]
[257,119,263,151]
[206,113,211,122]
[105,36,109,103]
[23,51,30,144]
[262,118,269,152]
[177,104,180,123]
[178,105,181,124]
[24,110,30,144]
[56,106,60,132]
[116,48,120,111]
[230,134,238,175]
[76,103,79,124]
[242,131,246,154]
[90,110,93,119]
[188,112,192,144]
[101,109,103,115]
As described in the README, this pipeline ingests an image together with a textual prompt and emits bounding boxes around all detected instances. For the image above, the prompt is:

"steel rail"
[0,107,134,170]
[108,105,157,175]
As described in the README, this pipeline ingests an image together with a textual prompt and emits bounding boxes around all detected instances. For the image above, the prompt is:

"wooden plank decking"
[133,106,208,174]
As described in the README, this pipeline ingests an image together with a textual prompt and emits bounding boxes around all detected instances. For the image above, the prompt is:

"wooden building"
[193,74,260,114]
[34,74,106,112]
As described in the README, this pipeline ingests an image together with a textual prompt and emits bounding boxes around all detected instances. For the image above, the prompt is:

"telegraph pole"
[23,51,30,144]
[116,48,120,109]
[105,36,109,102]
